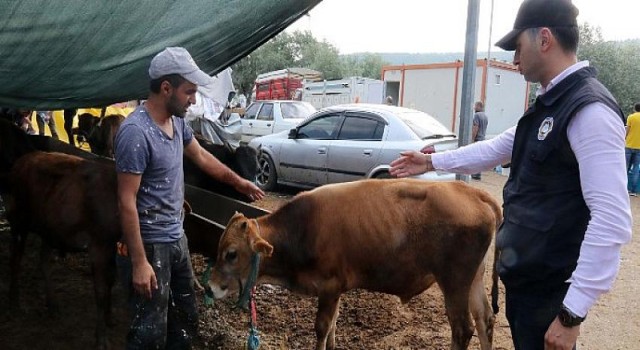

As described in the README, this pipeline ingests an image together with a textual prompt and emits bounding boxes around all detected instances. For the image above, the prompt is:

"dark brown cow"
[209,179,501,350]
[1,118,120,349]
[75,113,124,158]
[0,118,227,349]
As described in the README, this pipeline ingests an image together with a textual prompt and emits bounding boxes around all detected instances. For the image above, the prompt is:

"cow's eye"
[225,250,237,263]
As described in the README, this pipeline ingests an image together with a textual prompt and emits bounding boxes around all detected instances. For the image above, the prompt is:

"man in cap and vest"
[390,1,632,349]
[115,47,264,349]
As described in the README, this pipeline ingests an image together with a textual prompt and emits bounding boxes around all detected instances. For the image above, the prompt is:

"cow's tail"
[488,195,502,315]
[480,190,502,315]
[491,230,500,314]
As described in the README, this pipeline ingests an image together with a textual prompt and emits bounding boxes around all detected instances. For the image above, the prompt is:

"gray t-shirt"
[114,106,194,243]
[473,111,488,141]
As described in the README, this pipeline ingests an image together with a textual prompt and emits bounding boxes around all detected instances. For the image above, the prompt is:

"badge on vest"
[538,117,554,140]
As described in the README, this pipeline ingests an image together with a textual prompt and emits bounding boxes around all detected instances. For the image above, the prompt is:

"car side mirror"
[288,128,297,139]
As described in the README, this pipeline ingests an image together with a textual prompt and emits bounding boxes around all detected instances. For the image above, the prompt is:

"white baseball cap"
[148,47,215,86]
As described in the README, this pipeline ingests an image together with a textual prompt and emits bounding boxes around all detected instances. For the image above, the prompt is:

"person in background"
[625,102,640,196]
[114,47,264,349]
[390,1,632,349]
[35,110,59,139]
[385,95,394,105]
[471,101,489,180]
[63,108,77,146]
[17,109,36,135]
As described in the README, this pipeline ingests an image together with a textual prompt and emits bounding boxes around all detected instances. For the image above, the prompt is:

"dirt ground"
[0,171,637,349]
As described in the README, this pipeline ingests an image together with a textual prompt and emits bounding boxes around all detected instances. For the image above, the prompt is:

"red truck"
[253,68,322,101]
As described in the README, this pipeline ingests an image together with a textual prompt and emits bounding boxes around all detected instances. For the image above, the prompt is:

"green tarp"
[0,0,321,109]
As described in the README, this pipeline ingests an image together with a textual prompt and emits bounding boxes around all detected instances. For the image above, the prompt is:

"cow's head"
[208,212,273,299]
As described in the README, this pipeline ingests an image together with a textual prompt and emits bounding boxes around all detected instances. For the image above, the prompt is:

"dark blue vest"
[496,67,623,292]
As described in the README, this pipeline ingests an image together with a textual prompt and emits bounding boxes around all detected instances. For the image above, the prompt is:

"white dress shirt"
[432,61,633,317]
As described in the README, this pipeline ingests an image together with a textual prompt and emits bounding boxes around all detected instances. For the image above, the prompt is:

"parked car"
[240,100,316,143]
[248,103,458,190]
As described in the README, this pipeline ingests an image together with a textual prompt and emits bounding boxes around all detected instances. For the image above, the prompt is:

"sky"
[287,0,640,54]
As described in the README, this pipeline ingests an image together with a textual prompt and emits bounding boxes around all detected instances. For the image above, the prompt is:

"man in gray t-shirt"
[115,47,264,349]
[471,101,489,180]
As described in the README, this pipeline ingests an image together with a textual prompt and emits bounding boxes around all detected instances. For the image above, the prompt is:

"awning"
[0,0,321,109]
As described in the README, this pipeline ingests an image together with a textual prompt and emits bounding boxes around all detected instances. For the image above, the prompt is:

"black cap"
[495,0,579,51]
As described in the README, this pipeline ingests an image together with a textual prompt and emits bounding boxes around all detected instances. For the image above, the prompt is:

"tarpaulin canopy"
[0,0,321,109]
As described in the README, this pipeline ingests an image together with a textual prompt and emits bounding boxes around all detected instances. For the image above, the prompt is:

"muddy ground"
[0,172,637,349]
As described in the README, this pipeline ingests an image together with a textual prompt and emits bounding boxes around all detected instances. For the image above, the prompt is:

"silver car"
[249,103,458,190]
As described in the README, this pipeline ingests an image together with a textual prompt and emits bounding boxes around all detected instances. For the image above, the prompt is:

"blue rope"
[247,325,260,350]
[236,252,261,310]
[201,259,214,306]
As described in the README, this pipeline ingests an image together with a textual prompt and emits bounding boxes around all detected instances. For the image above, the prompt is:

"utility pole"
[457,0,481,182]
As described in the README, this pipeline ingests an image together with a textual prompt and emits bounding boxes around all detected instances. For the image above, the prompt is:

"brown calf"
[5,151,120,350]
[209,179,501,350]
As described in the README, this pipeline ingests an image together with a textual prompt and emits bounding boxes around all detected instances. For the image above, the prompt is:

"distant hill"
[343,51,514,66]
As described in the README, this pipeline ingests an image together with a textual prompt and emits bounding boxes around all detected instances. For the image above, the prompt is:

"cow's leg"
[468,258,495,350]
[327,296,341,350]
[439,279,474,350]
[8,227,28,311]
[89,242,116,350]
[38,242,59,313]
[315,294,341,350]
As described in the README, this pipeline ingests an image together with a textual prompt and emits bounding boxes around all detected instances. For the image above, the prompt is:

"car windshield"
[396,111,456,139]
[281,102,316,119]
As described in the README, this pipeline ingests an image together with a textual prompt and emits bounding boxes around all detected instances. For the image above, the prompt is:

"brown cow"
[5,151,120,350]
[0,118,228,349]
[208,179,501,350]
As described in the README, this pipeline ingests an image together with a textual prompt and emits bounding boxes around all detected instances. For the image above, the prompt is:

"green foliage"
[578,24,640,115]
[231,30,387,96]
[341,53,389,79]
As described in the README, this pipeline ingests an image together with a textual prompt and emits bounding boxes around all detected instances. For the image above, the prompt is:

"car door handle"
[266,123,271,127]
[317,147,327,155]
[363,149,373,156]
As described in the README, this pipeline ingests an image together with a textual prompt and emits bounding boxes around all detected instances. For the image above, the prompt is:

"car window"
[280,102,316,119]
[396,111,455,139]
[337,116,384,141]
[244,103,261,120]
[257,103,274,121]
[297,114,342,139]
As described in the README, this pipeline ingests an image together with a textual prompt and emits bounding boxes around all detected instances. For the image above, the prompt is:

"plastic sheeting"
[0,0,321,109]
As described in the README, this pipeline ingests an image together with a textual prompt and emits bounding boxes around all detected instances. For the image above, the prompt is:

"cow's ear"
[246,223,273,257]
[251,237,273,257]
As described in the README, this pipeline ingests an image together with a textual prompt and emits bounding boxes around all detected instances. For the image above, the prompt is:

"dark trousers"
[63,109,76,146]
[118,235,198,350]
[505,284,576,350]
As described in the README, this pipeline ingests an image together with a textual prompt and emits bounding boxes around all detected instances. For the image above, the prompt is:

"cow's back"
[8,151,119,250]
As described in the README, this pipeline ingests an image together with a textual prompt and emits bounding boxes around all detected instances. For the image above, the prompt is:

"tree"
[341,53,389,79]
[578,24,640,115]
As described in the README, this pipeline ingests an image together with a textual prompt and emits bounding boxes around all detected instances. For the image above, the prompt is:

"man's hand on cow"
[389,151,434,178]
[544,317,579,350]
[236,179,265,201]
[132,261,158,299]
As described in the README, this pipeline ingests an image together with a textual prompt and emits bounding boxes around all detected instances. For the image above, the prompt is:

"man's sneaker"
[630,192,637,197]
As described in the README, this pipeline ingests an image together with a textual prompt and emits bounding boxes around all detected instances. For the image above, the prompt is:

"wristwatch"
[558,306,586,327]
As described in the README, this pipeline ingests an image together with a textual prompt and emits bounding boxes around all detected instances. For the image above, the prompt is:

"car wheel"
[256,154,278,191]
[374,171,392,179]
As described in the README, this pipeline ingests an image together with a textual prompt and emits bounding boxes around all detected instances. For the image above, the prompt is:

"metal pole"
[485,0,495,108]
[457,0,481,182]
